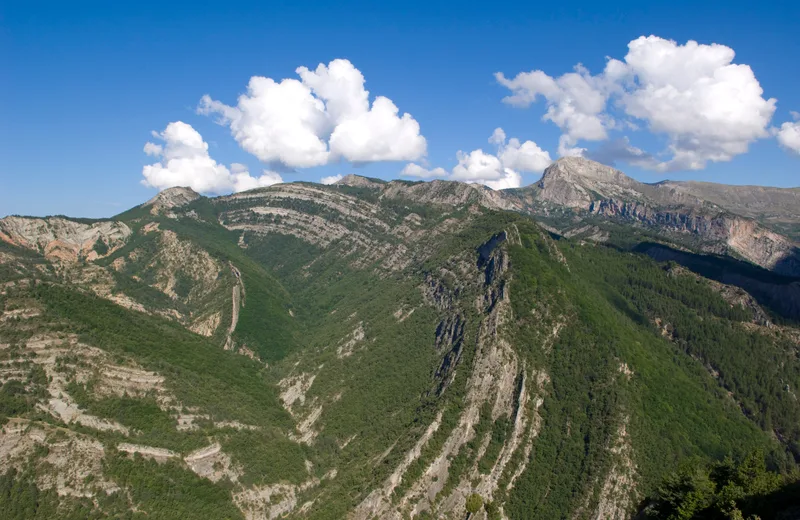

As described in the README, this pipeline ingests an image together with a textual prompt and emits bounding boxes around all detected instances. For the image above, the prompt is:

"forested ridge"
[1,181,799,519]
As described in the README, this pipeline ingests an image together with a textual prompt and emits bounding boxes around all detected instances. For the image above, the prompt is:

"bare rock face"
[512,157,800,277]
[352,231,552,519]
[144,186,201,214]
[655,180,800,230]
[586,201,800,277]
[725,218,800,275]
[0,216,131,263]
[533,157,643,208]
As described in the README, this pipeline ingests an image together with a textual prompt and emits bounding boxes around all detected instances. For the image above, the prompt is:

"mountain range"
[1,157,799,519]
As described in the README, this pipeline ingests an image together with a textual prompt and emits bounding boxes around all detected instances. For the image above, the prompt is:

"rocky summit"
[1,161,799,519]
[504,157,800,277]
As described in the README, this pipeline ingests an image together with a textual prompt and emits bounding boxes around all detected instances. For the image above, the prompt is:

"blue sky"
[1,0,799,218]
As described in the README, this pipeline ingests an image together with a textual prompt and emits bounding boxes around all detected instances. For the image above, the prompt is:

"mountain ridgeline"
[1,157,799,519]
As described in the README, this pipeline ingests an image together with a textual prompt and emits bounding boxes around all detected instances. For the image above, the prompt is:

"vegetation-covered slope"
[1,177,798,519]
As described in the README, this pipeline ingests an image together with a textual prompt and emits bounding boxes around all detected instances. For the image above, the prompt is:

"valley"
[1,157,799,519]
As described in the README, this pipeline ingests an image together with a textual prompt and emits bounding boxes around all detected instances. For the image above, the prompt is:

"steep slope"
[506,157,800,278]
[1,179,798,519]
[657,180,800,240]
[0,216,131,264]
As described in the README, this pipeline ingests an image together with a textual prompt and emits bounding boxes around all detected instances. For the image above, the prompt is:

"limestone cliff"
[506,157,800,277]
[0,216,131,263]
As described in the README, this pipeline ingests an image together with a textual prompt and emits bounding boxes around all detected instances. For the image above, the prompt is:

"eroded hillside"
[1,177,798,519]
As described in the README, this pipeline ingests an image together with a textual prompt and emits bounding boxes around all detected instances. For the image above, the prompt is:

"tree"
[648,463,715,519]
[466,493,483,516]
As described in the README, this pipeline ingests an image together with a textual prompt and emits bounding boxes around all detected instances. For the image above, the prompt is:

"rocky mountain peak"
[529,157,644,209]
[145,187,201,214]
[539,157,636,188]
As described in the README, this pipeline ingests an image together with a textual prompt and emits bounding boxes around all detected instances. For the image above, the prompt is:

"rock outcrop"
[144,186,201,214]
[507,157,800,277]
[531,156,645,208]
[654,180,800,232]
[0,216,131,263]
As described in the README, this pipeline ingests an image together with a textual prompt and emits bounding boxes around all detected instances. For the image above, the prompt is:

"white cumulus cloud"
[198,77,329,168]
[620,36,776,170]
[450,149,522,190]
[400,163,448,178]
[199,59,426,169]
[496,64,619,156]
[231,168,284,192]
[328,96,426,163]
[451,149,522,189]
[141,121,283,194]
[143,142,163,156]
[451,149,504,181]
[297,60,369,124]
[491,127,552,172]
[414,128,548,190]
[320,174,344,185]
[497,35,777,171]
[776,112,800,155]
